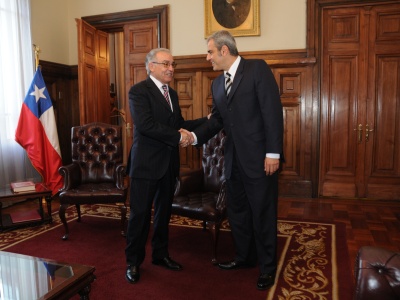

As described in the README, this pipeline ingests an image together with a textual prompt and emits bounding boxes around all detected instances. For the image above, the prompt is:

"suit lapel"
[146,77,173,112]
[213,75,227,105]
[227,58,245,104]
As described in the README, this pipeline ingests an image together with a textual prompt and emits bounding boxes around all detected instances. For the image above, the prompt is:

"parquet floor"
[278,197,400,275]
[2,196,400,276]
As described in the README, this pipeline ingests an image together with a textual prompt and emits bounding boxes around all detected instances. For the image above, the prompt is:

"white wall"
[31,0,307,65]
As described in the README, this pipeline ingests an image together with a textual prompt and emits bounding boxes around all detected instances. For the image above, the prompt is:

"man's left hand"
[264,157,279,175]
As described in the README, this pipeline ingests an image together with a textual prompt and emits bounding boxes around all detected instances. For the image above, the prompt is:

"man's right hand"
[179,129,194,147]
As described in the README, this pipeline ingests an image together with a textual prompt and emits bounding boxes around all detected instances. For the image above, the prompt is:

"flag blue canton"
[24,69,52,119]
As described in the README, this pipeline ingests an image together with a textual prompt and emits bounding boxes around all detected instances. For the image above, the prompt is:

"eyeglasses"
[151,61,177,68]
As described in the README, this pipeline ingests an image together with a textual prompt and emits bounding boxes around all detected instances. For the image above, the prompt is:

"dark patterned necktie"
[162,85,172,109]
[225,72,232,97]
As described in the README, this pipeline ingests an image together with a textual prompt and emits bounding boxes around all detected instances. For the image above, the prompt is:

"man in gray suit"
[190,30,284,290]
[125,48,207,284]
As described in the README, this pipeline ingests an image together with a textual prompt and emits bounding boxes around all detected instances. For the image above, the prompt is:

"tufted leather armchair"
[173,130,227,264]
[354,246,400,300]
[58,122,128,240]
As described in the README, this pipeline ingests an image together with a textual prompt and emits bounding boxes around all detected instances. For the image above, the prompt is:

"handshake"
[179,128,194,148]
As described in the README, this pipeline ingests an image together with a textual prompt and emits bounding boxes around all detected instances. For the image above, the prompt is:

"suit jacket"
[194,58,284,179]
[127,77,207,180]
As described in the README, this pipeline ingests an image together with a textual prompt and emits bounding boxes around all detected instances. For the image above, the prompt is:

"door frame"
[81,5,169,47]
[307,0,394,197]
[79,5,169,164]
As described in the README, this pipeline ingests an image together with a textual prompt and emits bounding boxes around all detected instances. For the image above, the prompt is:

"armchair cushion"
[172,130,227,264]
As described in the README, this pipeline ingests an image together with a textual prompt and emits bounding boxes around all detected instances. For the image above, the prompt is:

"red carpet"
[0,204,354,299]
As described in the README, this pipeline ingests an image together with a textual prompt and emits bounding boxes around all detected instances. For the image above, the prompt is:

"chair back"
[202,130,226,193]
[71,122,123,183]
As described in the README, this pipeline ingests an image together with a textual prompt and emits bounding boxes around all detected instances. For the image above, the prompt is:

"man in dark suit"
[125,48,207,284]
[190,30,284,290]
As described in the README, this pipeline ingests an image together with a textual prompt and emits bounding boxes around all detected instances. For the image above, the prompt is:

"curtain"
[0,0,40,189]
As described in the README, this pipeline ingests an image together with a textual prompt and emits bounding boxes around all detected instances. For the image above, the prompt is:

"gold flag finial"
[33,44,41,70]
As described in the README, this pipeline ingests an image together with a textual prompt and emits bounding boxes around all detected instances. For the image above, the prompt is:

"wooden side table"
[0,183,52,231]
[0,251,96,300]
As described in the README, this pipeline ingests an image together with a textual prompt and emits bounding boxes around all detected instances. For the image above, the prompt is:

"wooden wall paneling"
[170,72,202,171]
[174,53,316,196]
[45,48,316,197]
[201,71,221,115]
[40,61,79,165]
[273,66,313,197]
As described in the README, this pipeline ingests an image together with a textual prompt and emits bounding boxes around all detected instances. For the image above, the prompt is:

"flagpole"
[33,44,40,71]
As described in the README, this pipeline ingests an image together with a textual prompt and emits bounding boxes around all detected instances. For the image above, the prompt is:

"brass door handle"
[365,124,374,142]
[354,124,363,143]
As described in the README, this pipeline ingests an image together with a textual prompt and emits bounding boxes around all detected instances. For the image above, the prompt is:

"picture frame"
[204,0,260,37]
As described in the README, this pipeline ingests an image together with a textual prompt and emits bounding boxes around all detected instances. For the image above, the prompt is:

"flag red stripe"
[15,104,62,195]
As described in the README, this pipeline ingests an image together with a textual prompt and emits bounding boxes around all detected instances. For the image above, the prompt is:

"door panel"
[320,7,364,197]
[365,4,400,198]
[170,72,201,170]
[123,19,158,160]
[76,19,110,124]
[320,3,400,199]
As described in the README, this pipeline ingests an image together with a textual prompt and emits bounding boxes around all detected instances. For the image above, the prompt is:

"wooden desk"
[0,183,52,231]
[0,251,96,300]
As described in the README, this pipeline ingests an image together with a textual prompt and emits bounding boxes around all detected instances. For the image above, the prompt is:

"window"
[0,0,39,188]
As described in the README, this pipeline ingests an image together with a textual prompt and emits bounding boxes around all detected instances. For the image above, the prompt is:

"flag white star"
[30,84,47,102]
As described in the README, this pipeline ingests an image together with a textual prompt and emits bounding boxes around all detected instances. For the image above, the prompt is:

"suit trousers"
[125,159,176,266]
[226,148,278,275]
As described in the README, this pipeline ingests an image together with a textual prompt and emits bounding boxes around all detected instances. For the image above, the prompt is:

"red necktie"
[162,85,172,109]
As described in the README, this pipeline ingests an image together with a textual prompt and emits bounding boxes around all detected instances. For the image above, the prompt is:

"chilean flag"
[15,68,63,196]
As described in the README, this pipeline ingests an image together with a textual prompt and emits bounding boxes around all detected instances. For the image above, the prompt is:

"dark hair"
[207,30,239,56]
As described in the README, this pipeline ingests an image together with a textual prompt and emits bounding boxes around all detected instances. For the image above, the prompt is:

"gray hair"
[207,30,239,56]
[145,48,171,75]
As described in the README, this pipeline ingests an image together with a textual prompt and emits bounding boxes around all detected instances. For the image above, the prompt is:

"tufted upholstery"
[354,246,400,300]
[173,130,227,264]
[58,122,128,240]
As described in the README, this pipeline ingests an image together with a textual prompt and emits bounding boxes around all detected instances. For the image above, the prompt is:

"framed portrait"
[204,0,260,37]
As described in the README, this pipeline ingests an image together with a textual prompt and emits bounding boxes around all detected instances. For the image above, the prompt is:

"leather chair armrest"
[115,163,127,189]
[354,246,400,300]
[174,169,204,196]
[58,163,81,191]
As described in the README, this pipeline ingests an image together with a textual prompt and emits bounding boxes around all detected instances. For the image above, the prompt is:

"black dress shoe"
[217,260,255,270]
[126,265,140,284]
[257,273,275,290]
[152,257,182,271]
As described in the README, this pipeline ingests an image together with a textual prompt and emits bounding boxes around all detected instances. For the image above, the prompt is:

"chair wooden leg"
[120,204,127,237]
[75,204,81,222]
[207,221,221,265]
[59,203,70,240]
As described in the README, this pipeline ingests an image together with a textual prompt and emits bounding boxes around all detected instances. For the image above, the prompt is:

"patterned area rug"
[0,204,353,299]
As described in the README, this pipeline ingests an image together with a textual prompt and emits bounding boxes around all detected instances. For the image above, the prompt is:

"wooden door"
[123,19,159,160]
[365,3,400,199]
[76,19,110,124]
[319,3,400,199]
